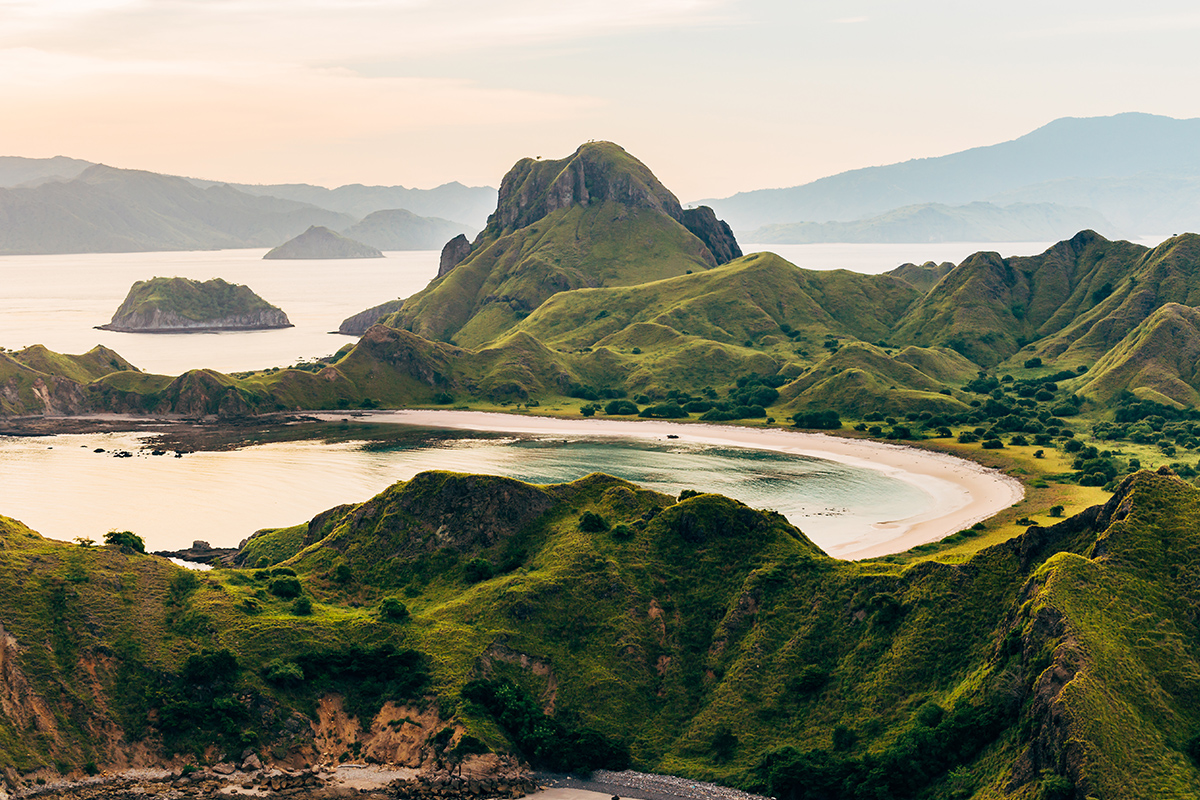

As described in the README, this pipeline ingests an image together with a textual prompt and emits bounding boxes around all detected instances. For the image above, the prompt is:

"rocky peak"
[437,233,472,278]
[487,141,685,233]
[681,206,742,266]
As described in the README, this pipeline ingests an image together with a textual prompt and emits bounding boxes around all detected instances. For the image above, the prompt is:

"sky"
[2,0,1199,199]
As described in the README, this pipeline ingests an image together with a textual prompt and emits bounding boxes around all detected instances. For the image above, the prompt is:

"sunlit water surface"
[0,428,928,556]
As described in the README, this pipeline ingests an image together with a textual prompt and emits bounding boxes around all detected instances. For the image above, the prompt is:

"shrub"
[611,523,635,541]
[678,489,701,501]
[379,596,409,621]
[334,563,353,584]
[432,391,455,404]
[981,438,1004,449]
[104,530,145,553]
[263,659,304,686]
[291,596,313,615]
[579,404,596,417]
[268,577,303,599]
[463,558,494,583]
[792,410,842,429]
[639,403,688,419]
[604,399,638,415]
[579,511,609,532]
[1023,357,1042,368]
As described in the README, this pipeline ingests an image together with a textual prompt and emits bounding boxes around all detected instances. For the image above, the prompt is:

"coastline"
[311,410,1025,560]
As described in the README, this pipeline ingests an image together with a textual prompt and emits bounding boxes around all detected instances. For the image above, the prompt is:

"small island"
[96,277,293,332]
[263,225,384,259]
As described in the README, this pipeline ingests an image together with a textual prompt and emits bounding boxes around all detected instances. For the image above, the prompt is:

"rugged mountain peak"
[486,141,684,234]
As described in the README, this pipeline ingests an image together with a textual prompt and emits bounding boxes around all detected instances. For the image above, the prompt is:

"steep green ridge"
[3,469,1200,799]
[515,252,920,349]
[1075,303,1200,406]
[746,201,1109,244]
[0,345,136,415]
[374,142,736,348]
[777,342,971,416]
[263,225,383,260]
[98,277,291,332]
[891,230,1151,368]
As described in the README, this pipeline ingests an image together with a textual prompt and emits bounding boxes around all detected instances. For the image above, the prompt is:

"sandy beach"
[313,410,1024,559]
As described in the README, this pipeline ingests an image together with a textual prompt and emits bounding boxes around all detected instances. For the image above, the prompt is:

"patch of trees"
[461,678,629,774]
[754,695,1014,800]
[291,645,429,723]
[792,410,841,430]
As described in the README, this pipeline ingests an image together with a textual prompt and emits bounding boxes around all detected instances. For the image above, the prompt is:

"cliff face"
[681,205,742,265]
[437,234,472,278]
[98,307,291,333]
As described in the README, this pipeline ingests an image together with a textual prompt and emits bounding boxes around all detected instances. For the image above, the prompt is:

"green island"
[4,141,1200,799]
[97,277,292,333]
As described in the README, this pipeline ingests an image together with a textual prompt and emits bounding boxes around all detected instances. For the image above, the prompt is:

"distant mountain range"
[747,201,1110,244]
[0,161,489,256]
[700,112,1200,238]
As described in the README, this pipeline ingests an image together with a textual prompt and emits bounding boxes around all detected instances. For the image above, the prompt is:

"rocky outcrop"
[487,141,685,234]
[337,299,406,336]
[681,206,742,266]
[437,234,472,278]
[264,226,384,260]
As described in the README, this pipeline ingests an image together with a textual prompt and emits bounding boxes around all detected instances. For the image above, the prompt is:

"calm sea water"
[0,426,928,557]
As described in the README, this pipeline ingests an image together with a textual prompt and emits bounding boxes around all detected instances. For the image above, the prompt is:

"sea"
[0,240,1147,556]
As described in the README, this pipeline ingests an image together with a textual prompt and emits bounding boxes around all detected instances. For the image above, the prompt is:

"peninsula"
[97,276,292,332]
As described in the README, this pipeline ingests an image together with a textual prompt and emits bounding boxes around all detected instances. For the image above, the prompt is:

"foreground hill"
[1,468,1198,799]
[0,165,354,254]
[701,112,1200,233]
[0,345,136,415]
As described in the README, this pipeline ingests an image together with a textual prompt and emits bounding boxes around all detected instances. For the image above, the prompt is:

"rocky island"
[97,276,292,332]
[263,225,384,259]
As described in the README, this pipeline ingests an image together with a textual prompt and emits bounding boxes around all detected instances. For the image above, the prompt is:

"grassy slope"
[5,469,1199,798]
[1075,303,1200,406]
[388,202,715,348]
[892,231,1148,368]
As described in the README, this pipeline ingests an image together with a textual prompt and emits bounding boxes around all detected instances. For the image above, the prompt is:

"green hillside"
[1075,303,1200,407]
[0,344,136,416]
[3,468,1200,799]
[375,142,734,348]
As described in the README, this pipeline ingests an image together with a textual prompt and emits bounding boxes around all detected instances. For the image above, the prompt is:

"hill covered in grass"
[2,468,1199,799]
[98,277,292,332]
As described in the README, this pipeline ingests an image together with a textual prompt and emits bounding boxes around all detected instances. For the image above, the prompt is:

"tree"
[379,596,409,621]
[104,530,145,553]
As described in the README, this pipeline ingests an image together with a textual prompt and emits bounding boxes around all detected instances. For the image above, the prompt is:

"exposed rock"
[337,298,407,336]
[437,234,472,278]
[680,206,742,265]
[264,226,384,260]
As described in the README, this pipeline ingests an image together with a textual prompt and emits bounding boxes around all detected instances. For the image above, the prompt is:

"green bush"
[268,577,303,599]
[463,558,494,583]
[379,596,409,621]
[579,511,609,532]
[291,596,313,615]
[791,410,841,429]
[263,659,304,686]
[104,530,145,553]
[604,399,638,415]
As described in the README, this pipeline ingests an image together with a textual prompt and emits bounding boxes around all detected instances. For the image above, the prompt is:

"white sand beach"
[316,410,1024,559]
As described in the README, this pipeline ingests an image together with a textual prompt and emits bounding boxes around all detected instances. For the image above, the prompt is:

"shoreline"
[310,410,1025,559]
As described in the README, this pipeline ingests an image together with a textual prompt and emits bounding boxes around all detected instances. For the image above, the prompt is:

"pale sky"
[2,0,1199,199]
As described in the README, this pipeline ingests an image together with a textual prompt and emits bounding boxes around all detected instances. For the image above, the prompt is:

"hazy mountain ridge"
[700,113,1200,236]
[747,201,1110,244]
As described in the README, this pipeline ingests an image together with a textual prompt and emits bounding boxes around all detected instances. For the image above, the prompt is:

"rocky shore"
[535,770,770,800]
[12,764,541,800]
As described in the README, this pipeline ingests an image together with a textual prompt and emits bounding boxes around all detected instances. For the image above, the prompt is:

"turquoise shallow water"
[0,426,929,556]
